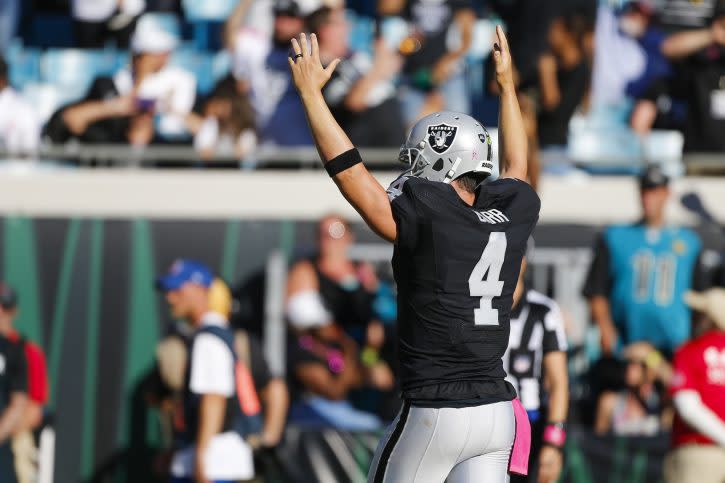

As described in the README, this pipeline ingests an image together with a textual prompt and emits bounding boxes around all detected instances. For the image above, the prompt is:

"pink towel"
[508,398,531,476]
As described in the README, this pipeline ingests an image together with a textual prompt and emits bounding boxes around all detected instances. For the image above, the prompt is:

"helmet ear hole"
[432,158,444,171]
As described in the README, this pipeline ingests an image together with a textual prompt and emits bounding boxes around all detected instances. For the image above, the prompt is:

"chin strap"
[443,157,462,184]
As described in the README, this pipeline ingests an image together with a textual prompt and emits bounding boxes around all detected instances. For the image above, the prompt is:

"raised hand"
[493,25,515,92]
[713,16,725,45]
[288,33,341,97]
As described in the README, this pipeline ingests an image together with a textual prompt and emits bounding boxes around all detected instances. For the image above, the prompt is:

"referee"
[505,260,569,483]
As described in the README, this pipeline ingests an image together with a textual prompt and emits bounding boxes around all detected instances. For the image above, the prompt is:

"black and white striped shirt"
[504,290,567,416]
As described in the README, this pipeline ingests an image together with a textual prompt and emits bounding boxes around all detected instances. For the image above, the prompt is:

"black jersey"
[387,175,541,407]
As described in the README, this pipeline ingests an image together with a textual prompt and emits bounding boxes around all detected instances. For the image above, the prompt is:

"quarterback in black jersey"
[290,25,537,483]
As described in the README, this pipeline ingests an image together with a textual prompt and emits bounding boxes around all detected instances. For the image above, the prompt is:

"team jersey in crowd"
[583,223,702,354]
[669,330,725,447]
[504,289,567,418]
[387,175,540,407]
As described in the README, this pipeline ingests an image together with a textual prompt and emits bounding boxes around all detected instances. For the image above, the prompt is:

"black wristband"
[325,148,362,177]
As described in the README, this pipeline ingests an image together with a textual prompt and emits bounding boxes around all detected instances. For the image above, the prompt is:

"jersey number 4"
[468,232,507,326]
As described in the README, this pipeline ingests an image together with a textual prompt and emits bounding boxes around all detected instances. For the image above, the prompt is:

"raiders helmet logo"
[427,123,457,154]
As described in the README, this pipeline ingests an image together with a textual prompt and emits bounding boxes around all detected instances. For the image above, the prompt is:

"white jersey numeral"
[468,232,507,326]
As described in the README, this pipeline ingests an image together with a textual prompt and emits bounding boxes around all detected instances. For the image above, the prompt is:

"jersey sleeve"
[670,345,699,396]
[24,342,49,404]
[189,333,235,396]
[387,175,419,248]
[542,303,568,353]
[582,232,611,298]
[485,178,541,225]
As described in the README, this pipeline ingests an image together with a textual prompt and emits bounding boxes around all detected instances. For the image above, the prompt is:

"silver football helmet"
[398,111,493,183]
[398,111,493,184]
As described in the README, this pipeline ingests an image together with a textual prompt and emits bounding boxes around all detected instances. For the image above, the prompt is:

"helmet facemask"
[398,111,494,184]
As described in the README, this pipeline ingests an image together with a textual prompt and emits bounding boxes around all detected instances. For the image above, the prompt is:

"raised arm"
[224,0,254,50]
[493,26,528,181]
[661,17,725,60]
[289,33,397,243]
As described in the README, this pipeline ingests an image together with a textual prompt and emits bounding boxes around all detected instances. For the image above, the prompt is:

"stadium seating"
[182,0,239,21]
[347,10,376,54]
[182,0,238,50]
[40,49,119,101]
[5,43,41,90]
[169,48,231,95]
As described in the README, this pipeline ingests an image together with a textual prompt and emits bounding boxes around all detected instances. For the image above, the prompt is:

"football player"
[289,25,538,483]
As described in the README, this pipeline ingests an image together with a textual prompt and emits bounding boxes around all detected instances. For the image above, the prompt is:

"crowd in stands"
[0,0,722,168]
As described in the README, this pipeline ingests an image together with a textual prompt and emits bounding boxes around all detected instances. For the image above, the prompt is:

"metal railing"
[1,144,724,172]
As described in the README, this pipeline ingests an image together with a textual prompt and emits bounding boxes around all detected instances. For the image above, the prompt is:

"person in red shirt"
[665,288,725,483]
[0,283,50,483]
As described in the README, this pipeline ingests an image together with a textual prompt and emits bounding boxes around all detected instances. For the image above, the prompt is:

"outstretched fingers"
[324,58,341,76]
[300,32,309,58]
[311,33,320,62]
[496,25,509,54]
[291,37,302,56]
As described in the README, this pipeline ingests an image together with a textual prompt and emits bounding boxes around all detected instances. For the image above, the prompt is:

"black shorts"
[0,440,17,483]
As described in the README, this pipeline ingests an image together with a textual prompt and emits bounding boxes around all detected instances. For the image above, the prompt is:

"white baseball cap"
[131,14,179,54]
[684,288,725,330]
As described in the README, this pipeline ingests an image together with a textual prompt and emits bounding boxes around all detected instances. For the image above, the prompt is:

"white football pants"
[368,400,515,483]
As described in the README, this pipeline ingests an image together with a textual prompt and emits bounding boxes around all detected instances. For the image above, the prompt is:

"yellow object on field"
[209,277,232,319]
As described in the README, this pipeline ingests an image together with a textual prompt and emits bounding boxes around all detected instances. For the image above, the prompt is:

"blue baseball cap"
[156,259,213,292]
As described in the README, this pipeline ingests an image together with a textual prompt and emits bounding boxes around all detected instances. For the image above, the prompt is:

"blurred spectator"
[656,0,720,32]
[0,58,40,156]
[225,0,275,49]
[378,0,476,124]
[0,328,27,483]
[45,14,195,145]
[583,165,704,357]
[287,216,390,365]
[308,6,405,147]
[0,284,49,483]
[206,278,288,451]
[619,2,672,100]
[591,3,646,110]
[632,5,725,151]
[186,77,257,161]
[0,0,19,52]
[230,0,318,146]
[156,261,261,483]
[285,310,382,430]
[151,270,287,481]
[537,12,590,147]
[594,342,672,436]
[506,259,569,483]
[666,288,725,483]
[72,0,146,48]
[285,216,393,430]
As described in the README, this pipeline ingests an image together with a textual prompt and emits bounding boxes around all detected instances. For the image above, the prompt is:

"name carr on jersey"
[473,209,510,224]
